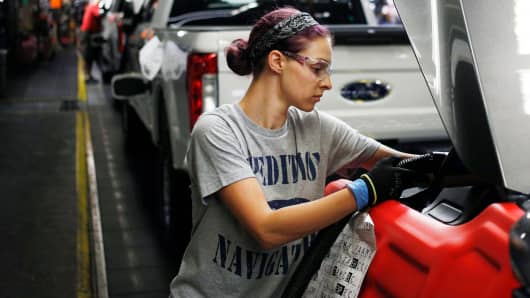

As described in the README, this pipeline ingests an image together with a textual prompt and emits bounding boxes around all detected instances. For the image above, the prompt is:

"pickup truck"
[112,0,447,263]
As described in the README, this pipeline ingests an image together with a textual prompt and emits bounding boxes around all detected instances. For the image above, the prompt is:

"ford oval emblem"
[340,80,391,101]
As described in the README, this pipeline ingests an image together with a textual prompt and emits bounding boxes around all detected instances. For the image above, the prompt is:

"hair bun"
[226,38,253,76]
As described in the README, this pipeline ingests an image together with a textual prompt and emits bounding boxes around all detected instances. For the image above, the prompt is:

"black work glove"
[397,152,448,175]
[360,156,429,207]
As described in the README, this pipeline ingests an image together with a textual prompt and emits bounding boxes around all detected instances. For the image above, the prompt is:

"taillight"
[186,53,218,130]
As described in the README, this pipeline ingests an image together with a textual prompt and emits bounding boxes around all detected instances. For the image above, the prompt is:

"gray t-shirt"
[169,104,380,298]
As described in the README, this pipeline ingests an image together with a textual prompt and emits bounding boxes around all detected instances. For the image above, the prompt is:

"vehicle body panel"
[395,0,530,193]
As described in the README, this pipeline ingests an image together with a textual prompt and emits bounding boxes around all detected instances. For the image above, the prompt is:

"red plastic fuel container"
[325,179,524,298]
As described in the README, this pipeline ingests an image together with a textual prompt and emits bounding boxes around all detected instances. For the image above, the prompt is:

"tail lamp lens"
[187,53,218,130]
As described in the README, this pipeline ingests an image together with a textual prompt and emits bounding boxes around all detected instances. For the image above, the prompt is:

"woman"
[170,7,423,297]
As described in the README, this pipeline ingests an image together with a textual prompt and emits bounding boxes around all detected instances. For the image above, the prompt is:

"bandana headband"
[249,12,318,59]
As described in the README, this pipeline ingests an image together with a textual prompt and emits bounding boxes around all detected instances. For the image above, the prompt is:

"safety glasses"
[281,51,332,80]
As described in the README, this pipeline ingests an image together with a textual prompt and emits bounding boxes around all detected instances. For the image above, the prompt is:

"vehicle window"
[169,0,369,26]
[169,0,402,26]
[170,0,257,17]
[166,0,406,44]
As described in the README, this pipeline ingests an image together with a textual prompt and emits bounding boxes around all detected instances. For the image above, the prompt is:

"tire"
[156,108,192,265]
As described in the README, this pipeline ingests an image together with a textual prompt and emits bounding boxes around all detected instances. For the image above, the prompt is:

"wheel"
[156,108,192,265]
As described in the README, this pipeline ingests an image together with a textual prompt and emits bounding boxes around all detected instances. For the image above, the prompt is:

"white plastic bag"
[302,212,376,298]
[161,40,186,80]
[139,36,163,80]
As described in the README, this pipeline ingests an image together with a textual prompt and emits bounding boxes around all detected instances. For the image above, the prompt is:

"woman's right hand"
[359,156,430,207]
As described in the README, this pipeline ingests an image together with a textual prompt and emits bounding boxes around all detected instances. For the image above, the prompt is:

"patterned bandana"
[249,12,318,59]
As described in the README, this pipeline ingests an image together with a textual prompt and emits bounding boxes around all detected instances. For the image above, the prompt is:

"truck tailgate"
[216,36,446,141]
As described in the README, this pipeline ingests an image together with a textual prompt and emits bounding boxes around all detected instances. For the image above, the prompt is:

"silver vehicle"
[112,0,447,260]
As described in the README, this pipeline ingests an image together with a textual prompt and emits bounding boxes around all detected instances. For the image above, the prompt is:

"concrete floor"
[0,46,177,298]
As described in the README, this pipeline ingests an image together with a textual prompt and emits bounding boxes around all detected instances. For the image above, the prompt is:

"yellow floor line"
[77,53,91,298]
[76,111,91,298]
[78,55,87,102]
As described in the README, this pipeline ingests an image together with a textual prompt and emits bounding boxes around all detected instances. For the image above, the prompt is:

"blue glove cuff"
[346,178,369,210]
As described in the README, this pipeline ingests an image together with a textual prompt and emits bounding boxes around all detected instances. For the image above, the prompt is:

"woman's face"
[280,36,333,112]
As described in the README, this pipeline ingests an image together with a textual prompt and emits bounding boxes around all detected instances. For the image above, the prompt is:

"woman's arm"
[360,144,417,170]
[218,177,358,250]
[218,144,418,250]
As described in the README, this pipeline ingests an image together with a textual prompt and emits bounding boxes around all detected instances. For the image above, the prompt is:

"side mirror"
[111,73,150,100]
[510,208,530,297]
